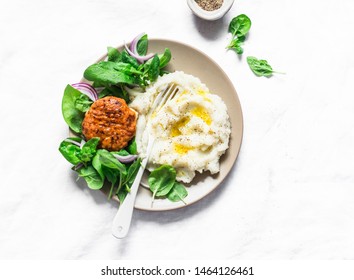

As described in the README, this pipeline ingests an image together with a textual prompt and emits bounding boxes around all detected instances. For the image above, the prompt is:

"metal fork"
[112,83,179,238]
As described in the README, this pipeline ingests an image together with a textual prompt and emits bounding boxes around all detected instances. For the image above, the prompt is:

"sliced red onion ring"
[64,139,81,146]
[72,82,98,102]
[129,32,145,53]
[112,154,138,164]
[124,43,155,64]
[125,33,155,63]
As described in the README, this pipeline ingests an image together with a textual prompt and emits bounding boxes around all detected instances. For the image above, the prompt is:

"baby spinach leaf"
[229,14,252,38]
[148,165,176,200]
[74,94,92,113]
[62,85,85,134]
[147,55,160,82]
[124,158,141,187]
[158,48,171,69]
[97,150,127,175]
[83,61,139,85]
[92,153,104,182]
[97,149,127,198]
[227,37,245,54]
[121,50,140,69]
[80,137,100,163]
[137,34,148,56]
[167,182,188,203]
[246,56,284,77]
[78,165,104,190]
[59,137,82,165]
[127,138,137,155]
[227,14,251,55]
[99,84,130,103]
[117,185,130,203]
[107,47,121,62]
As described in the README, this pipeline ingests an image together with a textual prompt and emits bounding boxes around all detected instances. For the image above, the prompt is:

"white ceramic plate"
[83,39,243,211]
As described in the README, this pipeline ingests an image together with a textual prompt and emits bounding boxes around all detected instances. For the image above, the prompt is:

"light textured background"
[1,0,354,259]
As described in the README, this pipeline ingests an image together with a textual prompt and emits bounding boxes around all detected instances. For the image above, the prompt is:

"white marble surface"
[1,0,354,259]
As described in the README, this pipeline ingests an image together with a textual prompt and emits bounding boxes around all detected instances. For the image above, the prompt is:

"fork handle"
[111,159,147,238]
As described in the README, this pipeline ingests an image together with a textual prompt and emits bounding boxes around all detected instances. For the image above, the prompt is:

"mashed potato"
[129,71,231,183]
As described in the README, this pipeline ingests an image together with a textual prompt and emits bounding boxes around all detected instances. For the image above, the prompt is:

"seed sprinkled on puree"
[195,0,223,11]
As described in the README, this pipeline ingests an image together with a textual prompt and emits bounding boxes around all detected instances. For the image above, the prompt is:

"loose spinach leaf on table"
[227,35,246,54]
[247,56,284,77]
[229,14,252,37]
[78,165,104,190]
[227,14,251,55]
[62,85,86,134]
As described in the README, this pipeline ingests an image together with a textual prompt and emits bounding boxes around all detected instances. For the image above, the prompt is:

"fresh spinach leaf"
[227,37,245,54]
[97,150,127,175]
[148,165,176,199]
[158,48,171,69]
[62,85,86,133]
[83,61,139,85]
[247,56,284,77]
[121,50,140,69]
[137,34,148,56]
[78,165,104,190]
[107,47,121,62]
[92,153,105,183]
[117,185,130,203]
[80,137,100,163]
[147,55,160,82]
[99,85,130,103]
[74,93,92,113]
[167,182,188,203]
[97,149,127,198]
[127,138,137,155]
[124,158,141,187]
[59,137,82,165]
[229,14,252,37]
[227,14,251,54]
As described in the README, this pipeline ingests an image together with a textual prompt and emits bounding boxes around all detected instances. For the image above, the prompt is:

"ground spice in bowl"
[195,0,224,11]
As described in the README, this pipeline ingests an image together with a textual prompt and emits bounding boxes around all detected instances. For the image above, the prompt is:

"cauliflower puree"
[129,71,231,183]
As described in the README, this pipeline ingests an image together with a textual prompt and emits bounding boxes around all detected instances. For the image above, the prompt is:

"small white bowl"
[187,0,234,21]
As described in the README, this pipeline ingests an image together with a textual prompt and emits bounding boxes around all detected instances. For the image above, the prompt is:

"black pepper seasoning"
[195,0,224,11]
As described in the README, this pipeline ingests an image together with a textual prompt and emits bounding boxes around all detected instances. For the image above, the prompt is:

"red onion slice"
[72,82,98,102]
[125,43,155,63]
[129,32,145,53]
[112,154,138,164]
[125,33,155,63]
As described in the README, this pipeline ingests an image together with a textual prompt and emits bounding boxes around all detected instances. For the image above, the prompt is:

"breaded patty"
[82,96,137,151]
